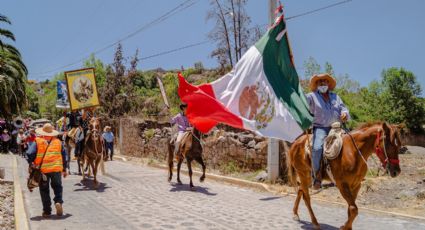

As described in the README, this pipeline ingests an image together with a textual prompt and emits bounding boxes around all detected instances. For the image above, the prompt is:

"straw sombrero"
[103,126,111,132]
[35,123,59,137]
[309,73,336,91]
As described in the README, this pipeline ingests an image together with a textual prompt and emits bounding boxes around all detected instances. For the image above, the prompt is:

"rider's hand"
[340,112,348,122]
[62,171,68,178]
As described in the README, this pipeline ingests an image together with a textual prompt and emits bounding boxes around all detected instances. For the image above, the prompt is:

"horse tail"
[286,144,299,192]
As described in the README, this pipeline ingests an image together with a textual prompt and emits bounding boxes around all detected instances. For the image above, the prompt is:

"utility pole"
[267,0,279,183]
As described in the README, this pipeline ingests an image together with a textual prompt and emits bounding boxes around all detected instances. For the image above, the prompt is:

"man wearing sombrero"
[170,103,191,156]
[306,73,350,190]
[27,123,68,217]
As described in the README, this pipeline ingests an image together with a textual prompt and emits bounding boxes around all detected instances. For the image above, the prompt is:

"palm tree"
[0,13,27,118]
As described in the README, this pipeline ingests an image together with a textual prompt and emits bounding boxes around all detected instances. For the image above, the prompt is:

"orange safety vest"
[34,137,63,174]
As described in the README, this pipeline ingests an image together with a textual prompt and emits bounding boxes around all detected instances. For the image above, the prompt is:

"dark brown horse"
[286,122,402,230]
[168,128,206,190]
[80,117,105,187]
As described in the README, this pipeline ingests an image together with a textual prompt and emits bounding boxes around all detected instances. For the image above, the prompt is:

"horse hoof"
[292,214,300,221]
[200,176,205,183]
[313,224,321,230]
[167,178,172,183]
[177,180,183,185]
[190,186,196,191]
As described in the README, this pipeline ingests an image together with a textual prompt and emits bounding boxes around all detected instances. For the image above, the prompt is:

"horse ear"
[382,122,391,135]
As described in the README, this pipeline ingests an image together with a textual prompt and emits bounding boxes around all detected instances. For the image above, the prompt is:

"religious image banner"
[64,68,100,111]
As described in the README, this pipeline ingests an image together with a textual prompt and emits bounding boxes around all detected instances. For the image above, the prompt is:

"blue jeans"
[105,142,114,160]
[39,172,63,214]
[312,126,331,178]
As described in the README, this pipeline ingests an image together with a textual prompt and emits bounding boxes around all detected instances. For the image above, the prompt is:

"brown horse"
[286,122,402,230]
[168,128,206,190]
[80,117,105,187]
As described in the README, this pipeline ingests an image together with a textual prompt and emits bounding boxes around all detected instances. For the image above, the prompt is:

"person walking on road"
[102,126,114,161]
[17,128,27,157]
[1,129,11,153]
[27,123,68,218]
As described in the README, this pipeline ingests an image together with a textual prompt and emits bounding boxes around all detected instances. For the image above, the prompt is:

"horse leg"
[195,156,206,182]
[176,158,183,185]
[77,158,82,175]
[299,172,320,229]
[168,142,174,182]
[292,189,303,221]
[187,158,194,189]
[339,183,360,230]
[89,160,97,186]
[93,158,100,187]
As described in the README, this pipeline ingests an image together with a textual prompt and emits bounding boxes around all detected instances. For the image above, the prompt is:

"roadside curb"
[114,154,425,222]
[13,155,30,230]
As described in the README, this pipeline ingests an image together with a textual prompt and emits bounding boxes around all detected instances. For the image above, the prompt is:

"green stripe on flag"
[255,19,313,130]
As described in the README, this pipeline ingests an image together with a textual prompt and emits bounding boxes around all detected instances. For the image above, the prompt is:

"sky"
[2,0,425,95]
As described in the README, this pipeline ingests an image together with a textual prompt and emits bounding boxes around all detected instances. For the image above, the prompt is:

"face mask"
[318,85,328,93]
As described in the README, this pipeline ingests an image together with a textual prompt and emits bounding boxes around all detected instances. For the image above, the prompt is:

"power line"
[30,0,351,78]
[285,0,352,20]
[140,41,209,61]
[30,0,198,77]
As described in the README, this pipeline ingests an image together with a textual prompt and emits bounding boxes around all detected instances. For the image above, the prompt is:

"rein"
[342,125,374,176]
[190,131,205,146]
[90,129,104,157]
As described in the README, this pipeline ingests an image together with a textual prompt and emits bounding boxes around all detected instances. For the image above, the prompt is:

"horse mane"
[355,121,384,130]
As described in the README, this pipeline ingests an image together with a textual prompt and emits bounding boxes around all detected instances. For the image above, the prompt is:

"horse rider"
[170,103,191,156]
[74,122,85,160]
[306,73,350,190]
[26,123,68,217]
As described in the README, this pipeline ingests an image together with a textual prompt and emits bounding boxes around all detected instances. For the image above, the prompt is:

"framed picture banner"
[64,68,100,111]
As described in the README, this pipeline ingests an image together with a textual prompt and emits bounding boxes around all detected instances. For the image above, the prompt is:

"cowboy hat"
[309,73,336,91]
[35,123,59,137]
[103,126,111,132]
[179,103,188,110]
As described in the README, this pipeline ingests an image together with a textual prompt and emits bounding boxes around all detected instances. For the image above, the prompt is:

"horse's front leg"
[339,183,360,230]
[89,160,97,187]
[195,156,206,182]
[187,158,194,190]
[176,158,183,185]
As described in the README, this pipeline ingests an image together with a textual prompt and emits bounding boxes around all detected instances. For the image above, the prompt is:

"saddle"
[170,131,192,160]
[305,122,345,184]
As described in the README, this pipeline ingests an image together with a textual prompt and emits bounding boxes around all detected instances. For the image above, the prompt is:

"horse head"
[379,122,402,178]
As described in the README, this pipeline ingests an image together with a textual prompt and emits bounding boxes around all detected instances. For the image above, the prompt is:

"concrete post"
[267,0,279,183]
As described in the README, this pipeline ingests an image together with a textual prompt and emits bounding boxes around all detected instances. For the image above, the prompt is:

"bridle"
[90,127,104,157]
[375,129,400,169]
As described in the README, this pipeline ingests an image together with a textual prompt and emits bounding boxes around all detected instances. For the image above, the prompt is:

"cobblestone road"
[17,157,425,230]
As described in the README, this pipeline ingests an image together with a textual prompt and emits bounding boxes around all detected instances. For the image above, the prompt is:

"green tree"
[303,56,321,79]
[83,54,107,88]
[0,14,27,118]
[381,67,425,132]
[324,61,334,76]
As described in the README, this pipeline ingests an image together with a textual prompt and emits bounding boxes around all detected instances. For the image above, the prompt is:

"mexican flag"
[178,12,313,142]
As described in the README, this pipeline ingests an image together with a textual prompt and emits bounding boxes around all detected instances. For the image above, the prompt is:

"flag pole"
[267,0,279,183]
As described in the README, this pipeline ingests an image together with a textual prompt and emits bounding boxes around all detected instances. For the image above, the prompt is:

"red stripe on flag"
[177,73,243,133]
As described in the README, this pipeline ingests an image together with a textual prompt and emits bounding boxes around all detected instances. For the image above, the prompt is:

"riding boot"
[313,168,322,190]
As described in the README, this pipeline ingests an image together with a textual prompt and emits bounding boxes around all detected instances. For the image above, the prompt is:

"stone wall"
[119,118,290,177]
[401,132,425,148]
